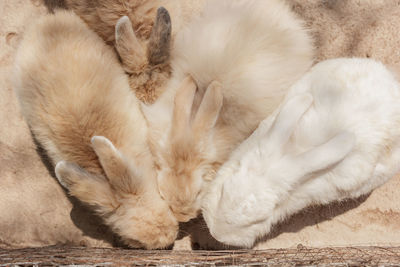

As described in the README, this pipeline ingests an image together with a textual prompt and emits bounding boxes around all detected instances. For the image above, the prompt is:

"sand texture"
[1,0,400,249]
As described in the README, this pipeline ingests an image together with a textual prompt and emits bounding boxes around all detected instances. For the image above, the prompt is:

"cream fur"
[143,0,314,222]
[4,0,400,251]
[202,58,400,247]
[13,11,178,249]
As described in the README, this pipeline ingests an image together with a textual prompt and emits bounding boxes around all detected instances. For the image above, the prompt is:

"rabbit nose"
[170,206,196,222]
[175,212,194,222]
[170,205,196,222]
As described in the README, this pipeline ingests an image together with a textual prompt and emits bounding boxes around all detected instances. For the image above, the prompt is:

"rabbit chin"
[201,183,269,248]
[203,211,266,248]
[169,197,202,222]
[172,209,198,223]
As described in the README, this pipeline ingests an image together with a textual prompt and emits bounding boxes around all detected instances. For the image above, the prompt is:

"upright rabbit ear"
[147,7,171,65]
[91,136,143,195]
[55,161,118,214]
[193,81,223,139]
[289,131,355,180]
[115,16,147,73]
[171,76,197,140]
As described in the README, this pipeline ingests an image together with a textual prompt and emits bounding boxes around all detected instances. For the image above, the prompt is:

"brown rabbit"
[61,0,205,103]
[13,10,178,249]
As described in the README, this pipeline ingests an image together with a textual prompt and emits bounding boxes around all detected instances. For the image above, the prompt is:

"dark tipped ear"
[193,81,223,138]
[115,16,147,72]
[147,7,171,65]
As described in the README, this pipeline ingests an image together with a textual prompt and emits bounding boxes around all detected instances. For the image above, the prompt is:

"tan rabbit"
[141,0,314,222]
[13,10,178,249]
[62,0,205,103]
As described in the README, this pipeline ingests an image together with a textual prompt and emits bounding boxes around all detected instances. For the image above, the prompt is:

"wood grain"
[1,246,400,266]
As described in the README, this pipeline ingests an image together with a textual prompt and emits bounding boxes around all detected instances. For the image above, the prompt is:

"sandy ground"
[0,0,116,249]
[1,0,400,250]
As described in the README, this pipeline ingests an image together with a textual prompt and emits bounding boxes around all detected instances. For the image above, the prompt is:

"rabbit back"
[13,11,179,249]
[170,0,313,137]
[13,11,148,174]
[290,58,400,198]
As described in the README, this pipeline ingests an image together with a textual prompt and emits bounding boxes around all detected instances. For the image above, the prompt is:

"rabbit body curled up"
[13,11,178,249]
[202,58,400,247]
[143,0,314,222]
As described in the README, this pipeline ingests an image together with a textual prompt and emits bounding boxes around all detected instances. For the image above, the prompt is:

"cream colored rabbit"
[202,58,400,247]
[141,0,314,222]
[13,11,178,249]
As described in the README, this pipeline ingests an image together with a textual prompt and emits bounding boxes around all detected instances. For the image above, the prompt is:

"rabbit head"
[115,7,172,104]
[151,77,228,222]
[55,136,179,249]
[202,94,355,247]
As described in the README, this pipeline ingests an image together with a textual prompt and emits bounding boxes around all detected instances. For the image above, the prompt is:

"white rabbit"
[13,11,178,249]
[202,58,400,247]
[141,0,314,222]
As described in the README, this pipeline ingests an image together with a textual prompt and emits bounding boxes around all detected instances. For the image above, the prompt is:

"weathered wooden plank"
[1,246,400,266]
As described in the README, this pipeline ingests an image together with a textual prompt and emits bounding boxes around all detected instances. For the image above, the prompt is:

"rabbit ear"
[267,94,313,148]
[289,131,355,179]
[192,81,223,138]
[115,16,147,73]
[171,76,197,139]
[91,136,143,194]
[147,7,171,65]
[55,161,118,214]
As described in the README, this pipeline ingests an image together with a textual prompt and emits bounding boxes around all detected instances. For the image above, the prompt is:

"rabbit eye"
[158,188,166,200]
[154,162,161,171]
[156,177,166,199]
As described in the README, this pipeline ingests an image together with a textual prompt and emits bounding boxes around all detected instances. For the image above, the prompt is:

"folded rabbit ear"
[266,94,313,148]
[193,81,223,139]
[55,161,118,214]
[115,16,147,73]
[91,136,143,194]
[171,76,197,139]
[147,7,172,65]
[289,131,355,180]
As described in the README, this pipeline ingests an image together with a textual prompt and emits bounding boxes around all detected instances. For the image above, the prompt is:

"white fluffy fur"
[202,58,400,247]
[143,0,314,221]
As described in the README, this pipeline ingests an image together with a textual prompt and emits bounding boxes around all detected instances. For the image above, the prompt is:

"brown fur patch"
[43,0,67,13]
[66,1,172,104]
[128,63,171,104]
